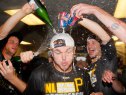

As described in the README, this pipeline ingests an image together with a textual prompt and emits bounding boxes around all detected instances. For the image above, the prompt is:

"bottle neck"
[29,0,39,10]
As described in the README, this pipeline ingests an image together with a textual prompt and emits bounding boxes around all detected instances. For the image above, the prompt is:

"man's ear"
[49,50,53,57]
[73,47,76,55]
[50,51,53,56]
[48,49,53,57]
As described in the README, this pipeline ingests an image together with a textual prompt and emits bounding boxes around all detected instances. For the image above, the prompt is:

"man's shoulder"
[28,62,52,83]
[31,62,51,75]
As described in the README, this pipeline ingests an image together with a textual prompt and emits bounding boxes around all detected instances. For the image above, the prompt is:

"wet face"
[51,46,75,72]
[87,39,101,59]
[4,36,19,55]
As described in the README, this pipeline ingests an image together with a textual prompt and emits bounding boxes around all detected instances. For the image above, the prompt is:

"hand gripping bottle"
[28,0,53,28]
[5,52,39,65]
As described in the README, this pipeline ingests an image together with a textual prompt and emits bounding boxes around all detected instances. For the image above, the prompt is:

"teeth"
[90,49,94,51]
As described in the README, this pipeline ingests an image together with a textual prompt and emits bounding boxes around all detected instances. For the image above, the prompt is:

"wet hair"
[0,32,23,50]
[87,34,102,44]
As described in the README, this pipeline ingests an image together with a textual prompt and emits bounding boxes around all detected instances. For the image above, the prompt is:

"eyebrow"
[8,40,19,44]
[54,47,73,52]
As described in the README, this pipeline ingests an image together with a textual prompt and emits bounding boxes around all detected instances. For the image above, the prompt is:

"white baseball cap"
[50,33,75,48]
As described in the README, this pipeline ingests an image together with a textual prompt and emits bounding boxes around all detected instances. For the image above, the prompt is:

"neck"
[91,54,101,63]
[2,49,13,60]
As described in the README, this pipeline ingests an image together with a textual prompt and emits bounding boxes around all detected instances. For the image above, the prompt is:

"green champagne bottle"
[11,56,21,62]
[11,52,39,63]
[5,56,21,66]
[28,0,53,28]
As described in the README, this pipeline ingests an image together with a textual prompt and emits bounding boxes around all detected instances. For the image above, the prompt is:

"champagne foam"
[53,28,58,34]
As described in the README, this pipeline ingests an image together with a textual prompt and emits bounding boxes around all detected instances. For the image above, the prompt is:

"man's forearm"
[112,80,125,93]
[0,9,27,40]
[8,76,26,93]
[78,18,110,44]
[93,6,126,43]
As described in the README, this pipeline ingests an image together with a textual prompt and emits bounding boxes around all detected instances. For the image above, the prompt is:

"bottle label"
[29,0,39,10]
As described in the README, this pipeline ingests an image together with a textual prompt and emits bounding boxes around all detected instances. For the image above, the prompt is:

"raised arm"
[0,3,34,40]
[70,3,126,43]
[78,18,110,44]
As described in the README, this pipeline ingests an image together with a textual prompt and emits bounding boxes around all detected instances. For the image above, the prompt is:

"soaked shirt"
[0,52,22,95]
[87,39,118,95]
[23,62,93,95]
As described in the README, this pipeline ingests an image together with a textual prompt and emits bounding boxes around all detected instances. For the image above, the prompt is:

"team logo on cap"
[53,39,66,48]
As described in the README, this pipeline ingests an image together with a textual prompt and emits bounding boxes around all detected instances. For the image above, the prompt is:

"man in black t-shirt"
[70,3,126,93]
[78,18,119,95]
[0,32,23,95]
[0,3,34,95]
[86,38,118,95]
[23,33,94,95]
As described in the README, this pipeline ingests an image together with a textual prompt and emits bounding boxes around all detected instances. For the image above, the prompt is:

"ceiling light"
[20,41,32,45]
[114,0,126,18]
[4,9,45,25]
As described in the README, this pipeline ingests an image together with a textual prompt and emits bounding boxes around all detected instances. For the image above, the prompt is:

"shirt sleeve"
[101,38,118,73]
[101,38,117,61]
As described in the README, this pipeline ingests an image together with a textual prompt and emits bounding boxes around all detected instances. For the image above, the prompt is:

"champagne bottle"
[5,56,21,65]
[11,56,21,62]
[11,52,39,63]
[28,0,53,28]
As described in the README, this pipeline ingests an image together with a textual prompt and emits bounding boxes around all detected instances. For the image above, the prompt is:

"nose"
[62,53,66,61]
[13,43,19,48]
[88,43,93,48]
